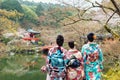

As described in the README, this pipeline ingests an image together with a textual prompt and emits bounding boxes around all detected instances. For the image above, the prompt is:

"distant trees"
[0,9,23,20]
[45,7,73,27]
[19,0,38,6]
[22,5,39,24]
[0,0,2,7]
[35,3,44,16]
[0,9,23,34]
[0,0,23,13]
[0,0,75,27]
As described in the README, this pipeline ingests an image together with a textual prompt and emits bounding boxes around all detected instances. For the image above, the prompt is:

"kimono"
[46,46,67,80]
[81,42,103,80]
[66,49,84,80]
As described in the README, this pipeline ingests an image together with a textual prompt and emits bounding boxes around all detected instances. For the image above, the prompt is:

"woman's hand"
[41,65,47,72]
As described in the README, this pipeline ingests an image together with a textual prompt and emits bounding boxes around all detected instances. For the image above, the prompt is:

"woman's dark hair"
[42,48,49,56]
[68,41,74,49]
[56,35,64,47]
[56,35,64,53]
[87,33,95,42]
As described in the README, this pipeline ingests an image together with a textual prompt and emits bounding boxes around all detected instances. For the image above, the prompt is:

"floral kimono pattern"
[66,49,84,80]
[46,46,67,80]
[81,43,103,80]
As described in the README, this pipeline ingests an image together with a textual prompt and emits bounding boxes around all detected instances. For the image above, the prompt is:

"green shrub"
[0,37,11,45]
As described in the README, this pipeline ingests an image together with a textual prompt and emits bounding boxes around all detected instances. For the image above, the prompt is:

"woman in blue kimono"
[81,33,103,80]
[41,35,67,80]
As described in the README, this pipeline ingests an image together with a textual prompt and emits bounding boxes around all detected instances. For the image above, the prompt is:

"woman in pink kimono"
[66,41,84,80]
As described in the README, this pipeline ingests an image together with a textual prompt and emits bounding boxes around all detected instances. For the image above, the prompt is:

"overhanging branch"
[110,0,120,16]
[63,18,101,26]
[105,10,117,25]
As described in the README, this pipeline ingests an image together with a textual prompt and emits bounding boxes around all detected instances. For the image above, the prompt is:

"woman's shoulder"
[68,49,79,53]
[67,49,82,58]
[49,46,57,55]
[82,44,89,49]
[61,47,67,53]
[89,43,100,48]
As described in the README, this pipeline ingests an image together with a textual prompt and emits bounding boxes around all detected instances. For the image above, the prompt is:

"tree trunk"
[104,25,120,38]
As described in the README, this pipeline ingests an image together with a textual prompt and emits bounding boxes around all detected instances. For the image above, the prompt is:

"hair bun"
[93,35,97,40]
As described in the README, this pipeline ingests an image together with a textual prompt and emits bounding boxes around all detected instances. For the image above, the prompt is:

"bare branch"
[80,1,115,16]
[95,1,107,14]
[105,10,117,25]
[64,16,77,22]
[110,0,120,16]
[80,7,93,16]
[94,1,115,12]
[70,25,82,36]
[63,19,81,26]
[63,18,101,26]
